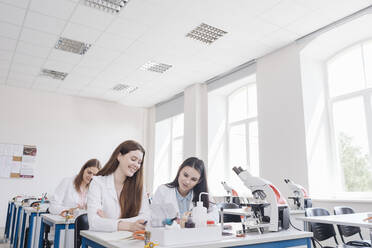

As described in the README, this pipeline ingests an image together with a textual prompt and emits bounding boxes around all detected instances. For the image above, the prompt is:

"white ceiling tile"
[19,28,59,47]
[88,77,120,89]
[78,56,111,69]
[0,50,13,62]
[24,11,66,35]
[0,36,17,51]
[0,22,21,39]
[260,0,310,27]
[0,3,26,26]
[7,79,34,88]
[43,59,76,72]
[16,41,52,58]
[10,63,41,76]
[83,45,119,61]
[70,4,116,31]
[94,32,134,52]
[62,22,102,44]
[13,53,45,67]
[285,11,332,37]
[70,65,100,78]
[0,0,30,9]
[78,87,105,98]
[62,73,91,86]
[30,0,77,20]
[8,71,35,84]
[33,76,60,91]
[260,29,300,50]
[48,49,82,64]
[106,18,150,39]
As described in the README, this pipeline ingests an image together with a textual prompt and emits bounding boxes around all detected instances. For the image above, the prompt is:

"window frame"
[226,83,259,177]
[325,39,372,195]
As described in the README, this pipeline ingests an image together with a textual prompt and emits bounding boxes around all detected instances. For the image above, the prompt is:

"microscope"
[284,178,312,210]
[233,167,289,232]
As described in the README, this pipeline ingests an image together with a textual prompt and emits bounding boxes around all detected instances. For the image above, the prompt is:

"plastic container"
[192,192,208,227]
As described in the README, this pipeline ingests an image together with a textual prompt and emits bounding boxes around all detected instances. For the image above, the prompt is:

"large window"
[153,113,184,191]
[208,79,259,196]
[327,39,372,194]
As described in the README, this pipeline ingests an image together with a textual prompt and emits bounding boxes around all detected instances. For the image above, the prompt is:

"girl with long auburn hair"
[87,140,149,232]
[152,157,219,223]
[49,158,101,216]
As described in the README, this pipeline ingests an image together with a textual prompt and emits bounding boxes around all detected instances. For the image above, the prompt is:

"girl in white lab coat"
[49,158,101,216]
[152,157,219,223]
[87,140,149,232]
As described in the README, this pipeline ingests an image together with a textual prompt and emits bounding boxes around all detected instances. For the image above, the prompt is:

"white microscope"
[233,167,289,232]
[284,178,312,210]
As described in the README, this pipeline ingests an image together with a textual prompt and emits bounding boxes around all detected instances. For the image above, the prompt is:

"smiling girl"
[87,140,149,232]
[152,157,219,223]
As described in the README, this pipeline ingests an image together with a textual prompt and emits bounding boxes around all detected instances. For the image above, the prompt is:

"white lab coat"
[87,174,150,232]
[152,184,219,223]
[49,177,82,215]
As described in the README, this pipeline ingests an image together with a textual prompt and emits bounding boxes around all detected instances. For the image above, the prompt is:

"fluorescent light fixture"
[186,23,227,44]
[141,61,172,73]
[40,69,68,80]
[55,37,92,55]
[112,84,138,94]
[85,0,129,13]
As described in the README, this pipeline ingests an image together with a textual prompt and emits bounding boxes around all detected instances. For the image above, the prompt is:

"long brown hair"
[166,157,210,209]
[97,140,145,218]
[74,158,101,193]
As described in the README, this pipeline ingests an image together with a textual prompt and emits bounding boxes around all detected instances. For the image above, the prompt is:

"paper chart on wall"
[0,143,37,179]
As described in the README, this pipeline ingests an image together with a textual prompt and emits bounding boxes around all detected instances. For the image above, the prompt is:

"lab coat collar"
[105,174,118,201]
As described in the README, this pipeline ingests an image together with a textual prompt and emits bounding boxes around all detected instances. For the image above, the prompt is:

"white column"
[183,83,208,164]
[256,43,309,196]
[143,106,156,193]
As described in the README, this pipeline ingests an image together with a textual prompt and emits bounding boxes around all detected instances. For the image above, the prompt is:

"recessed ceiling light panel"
[85,0,129,13]
[112,84,138,94]
[186,23,227,44]
[55,37,92,55]
[141,61,172,73]
[40,69,68,80]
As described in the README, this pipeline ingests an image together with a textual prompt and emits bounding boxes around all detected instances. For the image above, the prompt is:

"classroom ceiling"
[0,0,371,107]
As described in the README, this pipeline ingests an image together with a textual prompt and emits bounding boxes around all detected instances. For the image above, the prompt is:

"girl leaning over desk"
[152,157,219,223]
[49,158,101,216]
[87,140,149,232]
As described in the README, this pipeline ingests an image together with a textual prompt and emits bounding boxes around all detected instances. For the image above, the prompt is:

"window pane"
[171,138,183,177]
[172,113,184,137]
[328,45,365,97]
[363,41,372,88]
[333,97,372,192]
[249,121,259,176]
[228,87,247,123]
[229,124,247,167]
[247,84,257,118]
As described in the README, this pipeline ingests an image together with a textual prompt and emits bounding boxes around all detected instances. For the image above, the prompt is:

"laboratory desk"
[80,228,313,248]
[20,207,48,248]
[4,201,14,240]
[297,212,372,240]
[11,202,23,247]
[38,214,75,248]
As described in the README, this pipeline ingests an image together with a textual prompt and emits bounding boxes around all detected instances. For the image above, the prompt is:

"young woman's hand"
[118,219,146,232]
[97,209,106,218]
[60,207,76,217]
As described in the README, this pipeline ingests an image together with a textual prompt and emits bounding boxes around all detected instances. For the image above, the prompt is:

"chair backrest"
[334,206,361,238]
[74,214,89,248]
[305,208,338,243]
[217,202,241,223]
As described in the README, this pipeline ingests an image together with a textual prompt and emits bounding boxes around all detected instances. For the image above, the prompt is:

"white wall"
[0,86,147,227]
[256,44,309,198]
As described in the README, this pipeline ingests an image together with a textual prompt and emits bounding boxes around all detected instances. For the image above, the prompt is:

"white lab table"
[38,214,76,248]
[80,228,312,248]
[297,212,372,240]
[21,206,48,248]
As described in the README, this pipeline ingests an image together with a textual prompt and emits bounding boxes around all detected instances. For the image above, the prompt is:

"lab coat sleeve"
[151,184,166,205]
[49,178,72,215]
[120,191,151,222]
[87,177,119,232]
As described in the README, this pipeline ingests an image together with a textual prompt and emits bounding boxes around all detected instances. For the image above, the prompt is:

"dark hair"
[97,140,145,218]
[166,157,209,209]
[74,158,101,193]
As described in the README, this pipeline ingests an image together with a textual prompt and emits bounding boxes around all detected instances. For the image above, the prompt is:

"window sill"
[312,198,372,204]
